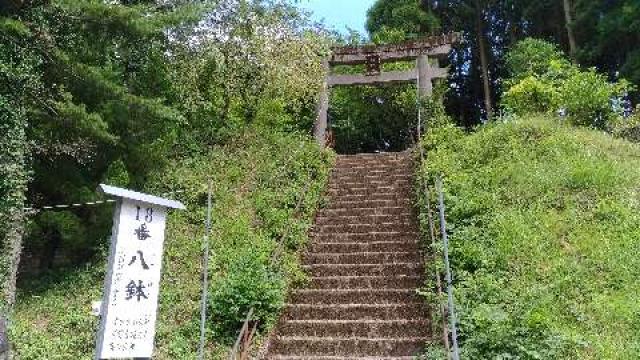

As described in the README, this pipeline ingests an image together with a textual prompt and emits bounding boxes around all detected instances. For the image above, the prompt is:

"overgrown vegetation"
[1,0,332,357]
[419,117,640,359]
[502,38,633,129]
[11,127,333,359]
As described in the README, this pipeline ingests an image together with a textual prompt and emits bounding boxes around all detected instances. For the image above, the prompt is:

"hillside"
[419,116,640,359]
[10,128,333,359]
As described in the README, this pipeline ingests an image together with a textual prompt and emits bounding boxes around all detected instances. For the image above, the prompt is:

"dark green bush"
[209,246,286,340]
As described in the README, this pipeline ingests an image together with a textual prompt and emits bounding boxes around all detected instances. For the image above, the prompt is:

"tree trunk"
[563,0,578,63]
[474,0,493,120]
[1,100,28,360]
[40,228,61,271]
[0,313,8,360]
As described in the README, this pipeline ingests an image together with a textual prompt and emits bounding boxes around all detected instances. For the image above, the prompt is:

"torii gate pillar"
[417,55,433,98]
[314,33,460,147]
[314,60,330,145]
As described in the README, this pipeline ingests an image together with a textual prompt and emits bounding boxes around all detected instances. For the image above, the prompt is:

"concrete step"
[278,320,430,338]
[308,276,422,289]
[311,232,419,244]
[313,223,415,234]
[315,214,414,226]
[282,303,426,321]
[268,337,427,357]
[305,252,421,265]
[309,241,421,253]
[303,263,422,277]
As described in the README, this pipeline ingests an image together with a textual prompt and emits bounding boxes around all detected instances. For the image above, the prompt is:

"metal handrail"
[416,72,456,358]
[229,308,257,360]
[436,176,460,360]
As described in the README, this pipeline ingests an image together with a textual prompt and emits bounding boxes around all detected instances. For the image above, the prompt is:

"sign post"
[95,184,185,359]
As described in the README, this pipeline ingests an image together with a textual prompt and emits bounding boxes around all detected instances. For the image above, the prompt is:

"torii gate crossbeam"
[314,33,460,146]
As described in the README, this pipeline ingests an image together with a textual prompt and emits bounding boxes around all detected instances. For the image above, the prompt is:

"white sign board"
[95,185,184,359]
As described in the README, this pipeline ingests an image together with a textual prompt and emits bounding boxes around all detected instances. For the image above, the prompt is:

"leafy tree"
[366,0,440,38]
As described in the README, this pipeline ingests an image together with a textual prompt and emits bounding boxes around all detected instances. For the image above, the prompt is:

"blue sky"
[297,0,377,35]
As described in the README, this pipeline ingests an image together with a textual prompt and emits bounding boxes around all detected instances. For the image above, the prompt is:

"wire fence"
[22,190,186,212]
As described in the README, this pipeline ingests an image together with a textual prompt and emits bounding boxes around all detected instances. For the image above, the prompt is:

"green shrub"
[502,75,559,116]
[560,69,631,128]
[611,105,640,141]
[502,38,633,129]
[209,246,286,340]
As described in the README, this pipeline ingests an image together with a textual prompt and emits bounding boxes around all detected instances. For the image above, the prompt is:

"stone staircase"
[264,152,432,359]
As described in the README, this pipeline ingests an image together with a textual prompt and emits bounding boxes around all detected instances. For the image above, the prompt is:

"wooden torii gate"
[314,32,461,146]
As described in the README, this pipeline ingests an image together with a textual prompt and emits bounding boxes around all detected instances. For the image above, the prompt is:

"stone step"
[328,194,411,203]
[308,276,422,289]
[278,320,430,338]
[290,289,422,305]
[315,214,414,226]
[332,164,411,172]
[268,337,427,357]
[328,180,412,189]
[304,263,422,277]
[335,155,411,164]
[330,174,413,184]
[305,252,421,265]
[318,207,409,217]
[331,168,413,177]
[309,241,421,253]
[327,187,412,197]
[282,304,426,321]
[313,223,415,234]
[335,153,411,164]
[312,232,419,244]
[268,356,416,360]
[326,199,412,210]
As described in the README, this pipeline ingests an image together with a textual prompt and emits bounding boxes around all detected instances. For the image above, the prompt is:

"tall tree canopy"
[0,0,328,312]
[366,0,640,125]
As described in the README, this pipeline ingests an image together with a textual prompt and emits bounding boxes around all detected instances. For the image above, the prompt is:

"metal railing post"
[198,180,213,360]
[436,176,460,360]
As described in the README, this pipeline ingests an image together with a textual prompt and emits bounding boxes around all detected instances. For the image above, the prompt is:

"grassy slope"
[11,128,333,359]
[419,116,640,359]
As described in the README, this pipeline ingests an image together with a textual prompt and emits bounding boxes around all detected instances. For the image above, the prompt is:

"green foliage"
[421,82,454,130]
[502,76,559,116]
[209,247,286,340]
[330,81,418,153]
[0,95,28,310]
[560,69,632,128]
[419,116,640,359]
[366,0,440,39]
[611,105,640,142]
[504,38,568,84]
[11,127,333,359]
[502,38,632,129]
